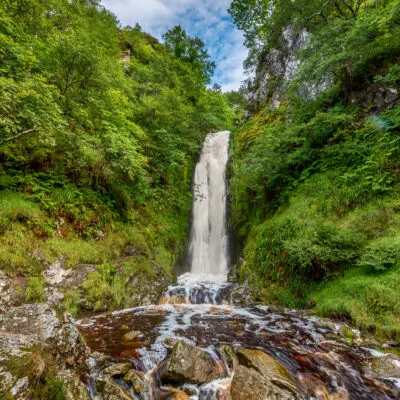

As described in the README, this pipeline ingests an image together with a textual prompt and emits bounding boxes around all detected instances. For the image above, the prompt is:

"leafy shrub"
[358,236,400,272]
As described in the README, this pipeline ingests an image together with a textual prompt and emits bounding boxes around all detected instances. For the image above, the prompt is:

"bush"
[358,236,400,272]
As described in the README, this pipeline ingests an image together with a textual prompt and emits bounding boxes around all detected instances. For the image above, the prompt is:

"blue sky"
[101,0,247,91]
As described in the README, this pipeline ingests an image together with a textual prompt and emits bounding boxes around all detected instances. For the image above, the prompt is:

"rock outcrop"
[0,304,89,399]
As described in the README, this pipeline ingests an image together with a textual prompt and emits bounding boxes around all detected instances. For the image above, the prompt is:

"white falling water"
[180,131,230,284]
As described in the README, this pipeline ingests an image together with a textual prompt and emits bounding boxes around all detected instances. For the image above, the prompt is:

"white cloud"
[101,0,247,91]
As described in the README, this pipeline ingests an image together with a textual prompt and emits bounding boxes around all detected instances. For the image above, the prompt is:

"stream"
[76,132,400,399]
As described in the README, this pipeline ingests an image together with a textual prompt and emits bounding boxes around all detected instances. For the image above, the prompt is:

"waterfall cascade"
[186,130,230,281]
[163,131,232,305]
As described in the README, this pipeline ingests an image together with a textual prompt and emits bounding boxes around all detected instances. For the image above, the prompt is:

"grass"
[311,266,400,340]
[25,277,45,303]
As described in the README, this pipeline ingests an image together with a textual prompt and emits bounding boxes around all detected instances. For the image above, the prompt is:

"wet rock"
[124,370,146,393]
[315,319,337,332]
[364,340,381,350]
[103,363,132,377]
[235,349,298,394]
[165,388,191,400]
[218,345,237,371]
[164,338,179,348]
[325,333,341,342]
[231,282,255,306]
[161,340,220,385]
[364,354,400,379]
[231,365,296,400]
[298,372,330,399]
[123,330,143,342]
[268,304,285,313]
[96,377,133,400]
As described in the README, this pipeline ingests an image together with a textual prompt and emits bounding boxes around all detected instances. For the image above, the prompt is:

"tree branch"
[334,1,346,17]
[354,0,364,15]
[343,0,356,17]
[0,128,37,146]
[304,0,331,22]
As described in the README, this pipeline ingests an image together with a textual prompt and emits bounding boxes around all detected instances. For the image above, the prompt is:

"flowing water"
[77,132,400,399]
[187,130,230,281]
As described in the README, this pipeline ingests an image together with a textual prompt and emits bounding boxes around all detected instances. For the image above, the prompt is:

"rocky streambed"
[1,281,400,399]
[76,282,400,400]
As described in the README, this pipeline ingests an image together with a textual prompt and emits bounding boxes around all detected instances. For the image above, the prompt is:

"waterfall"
[185,131,230,283]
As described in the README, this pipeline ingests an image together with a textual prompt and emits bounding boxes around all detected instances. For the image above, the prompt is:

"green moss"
[25,277,45,303]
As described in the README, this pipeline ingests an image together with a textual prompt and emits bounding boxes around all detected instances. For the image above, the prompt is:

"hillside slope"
[0,0,234,314]
[229,0,400,340]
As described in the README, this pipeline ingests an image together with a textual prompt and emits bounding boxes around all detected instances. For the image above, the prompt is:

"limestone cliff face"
[248,24,399,112]
[248,25,313,110]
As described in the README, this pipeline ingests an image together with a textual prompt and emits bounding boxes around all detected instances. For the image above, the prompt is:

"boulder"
[161,340,220,385]
[236,349,298,393]
[124,370,146,393]
[103,363,132,377]
[123,330,143,342]
[165,388,191,400]
[96,377,133,400]
[231,349,299,400]
[231,365,296,400]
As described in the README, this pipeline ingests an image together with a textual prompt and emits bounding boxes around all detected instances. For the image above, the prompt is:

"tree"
[163,26,216,84]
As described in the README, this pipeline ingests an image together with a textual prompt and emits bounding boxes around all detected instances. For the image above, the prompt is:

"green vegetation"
[25,277,45,303]
[229,0,400,340]
[0,0,234,310]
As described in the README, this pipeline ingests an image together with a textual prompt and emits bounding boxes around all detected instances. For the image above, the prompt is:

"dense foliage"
[0,0,234,311]
[229,0,400,339]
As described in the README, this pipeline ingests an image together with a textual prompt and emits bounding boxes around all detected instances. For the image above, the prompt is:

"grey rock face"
[348,83,399,110]
[251,26,308,109]
[0,304,89,399]
[249,25,330,110]
[0,272,22,313]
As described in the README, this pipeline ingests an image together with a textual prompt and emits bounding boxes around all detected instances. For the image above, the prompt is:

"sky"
[101,0,247,92]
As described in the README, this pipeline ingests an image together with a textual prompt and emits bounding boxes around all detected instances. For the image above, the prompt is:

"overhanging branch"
[0,128,37,146]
